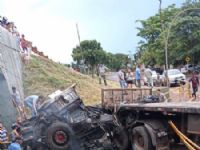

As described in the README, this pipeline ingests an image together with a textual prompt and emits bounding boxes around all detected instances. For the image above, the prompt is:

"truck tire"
[132,126,154,150]
[113,127,129,150]
[46,122,74,150]
[23,142,49,150]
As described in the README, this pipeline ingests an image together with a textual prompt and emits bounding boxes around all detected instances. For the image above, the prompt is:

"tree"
[136,1,200,66]
[72,40,129,74]
[136,4,178,66]
[72,40,106,76]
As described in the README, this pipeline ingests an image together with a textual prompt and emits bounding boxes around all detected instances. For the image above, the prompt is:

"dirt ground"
[105,72,200,103]
[169,82,200,102]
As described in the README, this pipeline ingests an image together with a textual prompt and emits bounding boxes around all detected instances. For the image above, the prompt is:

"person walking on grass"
[98,64,107,86]
[189,71,199,99]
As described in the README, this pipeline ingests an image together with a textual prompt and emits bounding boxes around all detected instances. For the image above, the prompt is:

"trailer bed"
[102,88,200,114]
[120,101,200,114]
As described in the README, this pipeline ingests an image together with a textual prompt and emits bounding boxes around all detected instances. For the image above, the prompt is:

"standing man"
[117,68,126,88]
[135,65,141,88]
[11,87,25,119]
[98,64,107,86]
[144,66,153,87]
[20,34,28,53]
[189,71,199,99]
[24,95,44,117]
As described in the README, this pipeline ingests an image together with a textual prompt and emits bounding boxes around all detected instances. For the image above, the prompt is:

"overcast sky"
[0,0,185,63]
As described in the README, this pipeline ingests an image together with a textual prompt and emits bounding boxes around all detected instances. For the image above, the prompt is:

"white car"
[161,69,186,86]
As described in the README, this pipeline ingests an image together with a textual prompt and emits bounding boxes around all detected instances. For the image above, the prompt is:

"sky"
[0,0,185,64]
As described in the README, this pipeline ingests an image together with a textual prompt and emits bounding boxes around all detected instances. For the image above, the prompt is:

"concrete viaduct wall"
[0,26,24,130]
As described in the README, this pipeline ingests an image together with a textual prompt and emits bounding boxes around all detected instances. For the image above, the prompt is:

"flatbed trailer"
[101,88,200,150]
[120,102,200,114]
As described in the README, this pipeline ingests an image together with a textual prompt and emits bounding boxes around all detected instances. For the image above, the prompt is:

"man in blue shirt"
[24,95,44,117]
[135,65,141,88]
[8,137,22,150]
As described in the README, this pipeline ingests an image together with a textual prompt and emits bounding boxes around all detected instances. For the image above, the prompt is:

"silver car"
[161,69,186,86]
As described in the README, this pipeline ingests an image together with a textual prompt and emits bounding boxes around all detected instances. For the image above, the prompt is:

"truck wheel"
[46,122,74,150]
[34,143,49,150]
[23,143,48,150]
[113,127,129,150]
[132,126,154,150]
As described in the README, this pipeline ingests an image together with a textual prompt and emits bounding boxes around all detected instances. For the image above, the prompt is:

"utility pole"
[76,23,84,73]
[158,0,168,71]
[159,0,163,29]
[158,0,169,86]
[76,23,81,45]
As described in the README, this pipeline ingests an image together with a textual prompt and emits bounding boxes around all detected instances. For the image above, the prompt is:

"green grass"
[23,55,118,105]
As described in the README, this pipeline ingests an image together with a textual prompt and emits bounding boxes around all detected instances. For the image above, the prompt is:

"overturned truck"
[21,85,200,150]
[21,85,128,150]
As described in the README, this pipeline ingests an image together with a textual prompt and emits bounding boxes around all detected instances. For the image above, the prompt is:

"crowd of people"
[0,117,23,150]
[97,64,159,88]
[0,85,45,149]
[0,16,29,52]
[97,63,200,102]
[117,65,145,88]
[0,16,49,64]
[11,86,45,119]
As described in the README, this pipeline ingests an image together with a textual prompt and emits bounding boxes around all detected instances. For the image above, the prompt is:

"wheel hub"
[54,130,68,145]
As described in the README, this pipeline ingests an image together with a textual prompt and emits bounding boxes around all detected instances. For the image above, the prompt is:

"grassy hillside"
[23,55,118,105]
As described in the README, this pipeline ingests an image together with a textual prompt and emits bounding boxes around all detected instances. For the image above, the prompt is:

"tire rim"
[54,130,68,145]
[133,132,144,149]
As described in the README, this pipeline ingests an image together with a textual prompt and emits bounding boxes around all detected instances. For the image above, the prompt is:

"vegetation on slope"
[23,55,117,105]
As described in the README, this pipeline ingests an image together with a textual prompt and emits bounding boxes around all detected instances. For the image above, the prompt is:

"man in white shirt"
[98,64,107,86]
[118,68,126,88]
[144,67,153,87]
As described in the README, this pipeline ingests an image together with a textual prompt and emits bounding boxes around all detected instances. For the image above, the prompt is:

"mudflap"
[139,120,169,150]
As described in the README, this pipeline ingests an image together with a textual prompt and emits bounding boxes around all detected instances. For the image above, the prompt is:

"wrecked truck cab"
[21,86,88,150]
[21,85,129,150]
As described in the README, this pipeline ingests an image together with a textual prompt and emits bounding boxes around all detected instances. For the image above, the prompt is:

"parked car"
[180,67,187,74]
[152,67,163,75]
[194,65,200,73]
[161,69,186,86]
[185,64,195,73]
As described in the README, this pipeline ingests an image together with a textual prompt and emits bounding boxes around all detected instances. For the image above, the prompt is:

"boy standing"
[189,72,199,99]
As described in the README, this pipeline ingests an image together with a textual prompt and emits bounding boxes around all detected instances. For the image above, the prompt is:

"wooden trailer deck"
[119,101,200,114]
[102,88,200,114]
